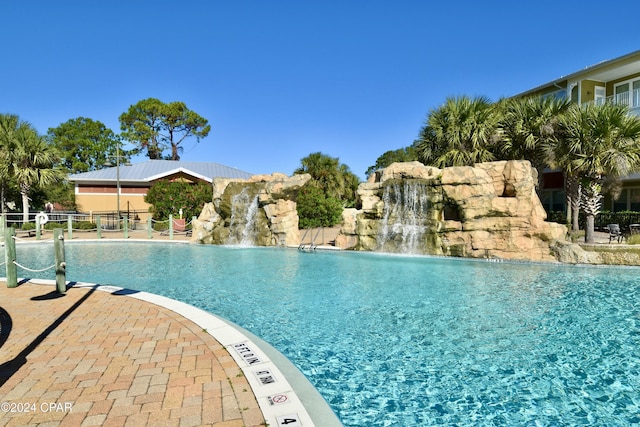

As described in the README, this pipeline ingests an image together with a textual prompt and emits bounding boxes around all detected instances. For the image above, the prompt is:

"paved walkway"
[11,229,193,242]
[0,282,265,427]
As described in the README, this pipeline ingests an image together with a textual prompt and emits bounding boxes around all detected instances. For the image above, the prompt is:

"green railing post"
[147,216,152,239]
[54,228,66,294]
[4,227,17,288]
[96,215,102,239]
[67,215,73,240]
[169,214,174,240]
[123,217,129,239]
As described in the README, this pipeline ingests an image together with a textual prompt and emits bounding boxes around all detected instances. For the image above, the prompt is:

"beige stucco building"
[67,160,253,221]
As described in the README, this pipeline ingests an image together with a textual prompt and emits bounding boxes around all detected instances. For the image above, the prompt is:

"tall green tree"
[3,119,64,222]
[0,114,21,213]
[497,96,571,174]
[340,163,361,208]
[119,98,211,160]
[555,103,640,243]
[365,146,418,178]
[47,117,122,173]
[294,152,361,227]
[295,152,345,197]
[416,96,500,167]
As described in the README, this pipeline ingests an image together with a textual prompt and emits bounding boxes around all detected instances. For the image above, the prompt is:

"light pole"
[105,145,129,228]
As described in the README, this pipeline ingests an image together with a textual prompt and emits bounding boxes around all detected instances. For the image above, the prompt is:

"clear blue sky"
[2,1,638,180]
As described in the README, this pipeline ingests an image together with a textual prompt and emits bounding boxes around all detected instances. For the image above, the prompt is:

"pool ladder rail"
[298,228,322,252]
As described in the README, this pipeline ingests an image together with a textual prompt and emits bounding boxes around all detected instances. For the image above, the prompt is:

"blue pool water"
[16,242,640,426]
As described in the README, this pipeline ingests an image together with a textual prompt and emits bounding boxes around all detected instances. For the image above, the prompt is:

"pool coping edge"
[8,278,343,427]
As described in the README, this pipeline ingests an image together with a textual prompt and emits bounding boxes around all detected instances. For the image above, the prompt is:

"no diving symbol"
[269,394,288,405]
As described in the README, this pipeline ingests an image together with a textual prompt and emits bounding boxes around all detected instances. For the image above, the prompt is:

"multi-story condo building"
[515,50,640,213]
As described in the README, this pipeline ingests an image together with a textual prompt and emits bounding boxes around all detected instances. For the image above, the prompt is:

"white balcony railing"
[600,88,640,108]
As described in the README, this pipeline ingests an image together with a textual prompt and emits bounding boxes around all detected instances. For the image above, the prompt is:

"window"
[541,189,565,213]
[613,189,628,212]
[595,86,606,105]
[634,81,640,108]
[612,78,640,108]
[542,89,567,101]
[631,189,640,211]
[615,82,630,105]
[612,188,640,212]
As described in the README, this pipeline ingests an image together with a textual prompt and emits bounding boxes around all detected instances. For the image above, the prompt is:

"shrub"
[145,180,212,221]
[153,222,169,231]
[74,221,97,230]
[44,222,65,230]
[297,185,343,228]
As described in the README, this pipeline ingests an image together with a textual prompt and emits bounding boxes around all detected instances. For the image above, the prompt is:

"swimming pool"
[16,242,640,426]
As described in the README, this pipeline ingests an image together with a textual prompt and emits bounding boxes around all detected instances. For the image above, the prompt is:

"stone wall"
[192,173,311,246]
[336,160,568,262]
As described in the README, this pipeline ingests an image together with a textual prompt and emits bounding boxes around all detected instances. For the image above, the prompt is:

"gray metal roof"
[68,160,253,184]
[515,50,640,98]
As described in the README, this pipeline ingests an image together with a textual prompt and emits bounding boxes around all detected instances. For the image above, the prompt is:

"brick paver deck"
[0,281,265,427]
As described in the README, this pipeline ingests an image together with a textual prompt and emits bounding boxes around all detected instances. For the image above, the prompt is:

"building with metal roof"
[515,50,640,116]
[67,160,253,220]
[514,50,640,214]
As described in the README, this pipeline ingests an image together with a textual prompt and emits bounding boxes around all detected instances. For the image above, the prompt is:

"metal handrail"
[298,227,324,251]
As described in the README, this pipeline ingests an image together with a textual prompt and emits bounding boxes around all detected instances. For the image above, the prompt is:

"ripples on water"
[16,242,640,426]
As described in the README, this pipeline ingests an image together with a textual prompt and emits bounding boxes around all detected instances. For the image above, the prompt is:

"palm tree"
[0,114,22,213]
[497,96,571,175]
[555,103,640,243]
[496,96,573,228]
[339,163,361,207]
[294,152,346,199]
[415,96,500,167]
[5,120,63,223]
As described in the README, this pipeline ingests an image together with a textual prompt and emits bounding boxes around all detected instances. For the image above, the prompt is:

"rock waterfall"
[378,180,430,254]
[192,173,311,246]
[226,187,261,246]
[336,160,568,262]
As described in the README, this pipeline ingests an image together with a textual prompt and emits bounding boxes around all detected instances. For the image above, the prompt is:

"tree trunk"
[565,174,581,232]
[580,179,602,244]
[572,194,580,232]
[584,214,595,243]
[565,192,572,229]
[21,191,30,224]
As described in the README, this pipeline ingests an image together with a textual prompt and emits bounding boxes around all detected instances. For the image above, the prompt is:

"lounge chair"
[607,224,623,243]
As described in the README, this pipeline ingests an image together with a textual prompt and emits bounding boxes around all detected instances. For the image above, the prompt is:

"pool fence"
[0,212,193,241]
[2,216,67,294]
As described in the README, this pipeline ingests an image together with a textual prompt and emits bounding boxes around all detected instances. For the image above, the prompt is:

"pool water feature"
[15,243,640,426]
[226,187,261,246]
[378,180,430,254]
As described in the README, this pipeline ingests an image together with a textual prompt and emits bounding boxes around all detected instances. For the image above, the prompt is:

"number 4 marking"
[276,414,301,426]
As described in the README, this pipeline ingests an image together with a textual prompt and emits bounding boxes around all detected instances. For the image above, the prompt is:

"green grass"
[627,234,640,245]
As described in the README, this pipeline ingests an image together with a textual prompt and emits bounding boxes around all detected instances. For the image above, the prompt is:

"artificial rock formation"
[192,173,311,246]
[336,160,568,262]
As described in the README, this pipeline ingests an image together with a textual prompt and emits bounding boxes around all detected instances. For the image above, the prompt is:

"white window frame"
[613,77,640,108]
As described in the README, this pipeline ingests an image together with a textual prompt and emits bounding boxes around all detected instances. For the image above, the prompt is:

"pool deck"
[0,279,326,427]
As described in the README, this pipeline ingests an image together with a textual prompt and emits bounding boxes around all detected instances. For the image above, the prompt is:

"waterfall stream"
[378,181,429,254]
[227,187,260,246]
